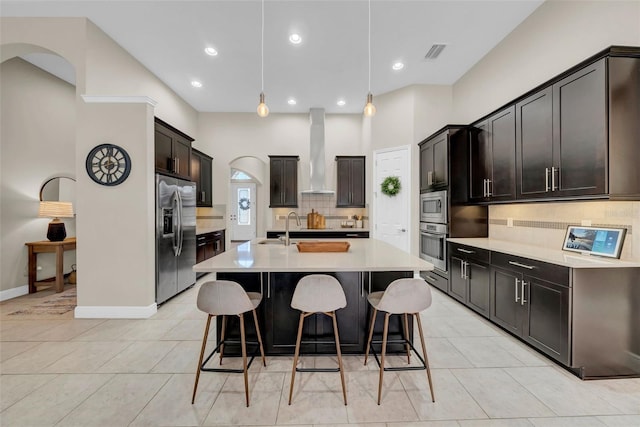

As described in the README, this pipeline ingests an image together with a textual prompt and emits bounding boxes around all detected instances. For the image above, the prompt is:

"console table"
[25,237,76,293]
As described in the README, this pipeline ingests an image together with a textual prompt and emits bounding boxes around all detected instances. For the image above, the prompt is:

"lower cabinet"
[196,230,225,274]
[490,252,570,365]
[448,243,491,318]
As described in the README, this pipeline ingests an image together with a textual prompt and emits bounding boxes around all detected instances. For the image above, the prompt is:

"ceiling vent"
[424,44,447,60]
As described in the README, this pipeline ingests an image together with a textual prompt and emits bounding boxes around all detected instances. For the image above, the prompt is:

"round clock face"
[85,143,132,186]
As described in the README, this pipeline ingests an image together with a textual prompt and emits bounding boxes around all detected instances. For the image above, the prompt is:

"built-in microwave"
[420,190,447,224]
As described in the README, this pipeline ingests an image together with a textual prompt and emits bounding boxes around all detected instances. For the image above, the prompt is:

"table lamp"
[38,201,74,241]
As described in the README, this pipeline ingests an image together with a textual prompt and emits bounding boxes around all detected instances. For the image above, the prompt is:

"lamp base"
[47,221,67,242]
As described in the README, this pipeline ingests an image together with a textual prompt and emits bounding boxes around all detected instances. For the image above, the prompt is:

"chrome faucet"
[284,211,301,246]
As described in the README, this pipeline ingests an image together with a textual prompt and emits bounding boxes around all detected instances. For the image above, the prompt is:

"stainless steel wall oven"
[419,222,447,272]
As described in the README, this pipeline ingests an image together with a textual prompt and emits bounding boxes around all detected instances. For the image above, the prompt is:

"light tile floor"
[1,277,639,427]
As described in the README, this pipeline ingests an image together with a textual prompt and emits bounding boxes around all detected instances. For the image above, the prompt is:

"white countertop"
[196,227,225,235]
[193,238,433,273]
[448,238,640,269]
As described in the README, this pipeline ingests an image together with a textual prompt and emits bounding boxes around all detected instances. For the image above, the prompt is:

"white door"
[373,146,411,252]
[230,182,257,241]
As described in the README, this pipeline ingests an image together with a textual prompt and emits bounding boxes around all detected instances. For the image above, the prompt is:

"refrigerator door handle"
[176,190,184,256]
[172,191,180,256]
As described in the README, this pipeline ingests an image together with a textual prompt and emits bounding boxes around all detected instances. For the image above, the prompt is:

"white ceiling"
[2,0,544,114]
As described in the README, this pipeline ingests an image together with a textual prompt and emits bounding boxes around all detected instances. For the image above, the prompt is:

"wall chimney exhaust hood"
[301,108,335,194]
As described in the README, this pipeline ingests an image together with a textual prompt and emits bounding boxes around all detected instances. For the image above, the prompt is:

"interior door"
[230,182,257,241]
[373,146,410,253]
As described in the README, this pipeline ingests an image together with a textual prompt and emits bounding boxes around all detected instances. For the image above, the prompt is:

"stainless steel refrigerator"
[155,174,196,304]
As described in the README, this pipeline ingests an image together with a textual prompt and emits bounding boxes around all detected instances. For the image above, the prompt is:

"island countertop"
[193,238,433,273]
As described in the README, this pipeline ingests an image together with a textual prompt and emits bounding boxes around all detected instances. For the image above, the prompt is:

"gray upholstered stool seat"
[364,278,435,405]
[192,280,266,407]
[288,274,348,405]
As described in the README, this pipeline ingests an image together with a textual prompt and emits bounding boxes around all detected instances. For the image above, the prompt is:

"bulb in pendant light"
[363,92,376,117]
[257,92,269,117]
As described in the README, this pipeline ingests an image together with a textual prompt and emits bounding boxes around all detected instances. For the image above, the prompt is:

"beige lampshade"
[38,201,74,219]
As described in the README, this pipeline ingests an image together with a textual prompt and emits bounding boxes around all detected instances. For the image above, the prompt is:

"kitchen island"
[193,239,433,355]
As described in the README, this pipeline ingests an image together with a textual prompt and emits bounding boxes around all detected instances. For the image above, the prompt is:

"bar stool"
[288,274,348,405]
[191,280,266,407]
[364,278,435,405]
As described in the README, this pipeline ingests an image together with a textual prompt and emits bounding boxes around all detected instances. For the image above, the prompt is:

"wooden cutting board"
[296,241,350,252]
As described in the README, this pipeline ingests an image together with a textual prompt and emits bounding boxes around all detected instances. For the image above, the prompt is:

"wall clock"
[85,143,132,186]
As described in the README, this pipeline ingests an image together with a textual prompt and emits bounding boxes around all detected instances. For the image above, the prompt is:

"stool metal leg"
[239,313,250,407]
[330,311,348,405]
[192,314,212,404]
[377,313,390,405]
[403,313,411,364]
[288,312,306,405]
[415,313,435,402]
[219,315,227,365]
[364,308,377,366]
[252,309,267,367]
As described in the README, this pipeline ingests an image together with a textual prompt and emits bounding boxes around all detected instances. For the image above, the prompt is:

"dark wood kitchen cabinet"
[269,156,299,208]
[196,230,225,265]
[448,243,491,318]
[191,148,213,207]
[336,156,365,207]
[469,106,516,202]
[154,117,193,180]
[490,251,570,365]
[419,133,448,192]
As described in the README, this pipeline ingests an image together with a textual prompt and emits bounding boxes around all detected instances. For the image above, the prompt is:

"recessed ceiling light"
[337,99,346,106]
[191,80,203,88]
[289,33,302,44]
[392,61,405,71]
[288,98,297,105]
[204,47,218,56]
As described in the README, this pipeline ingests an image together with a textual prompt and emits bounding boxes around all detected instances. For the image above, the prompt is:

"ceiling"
[2,1,544,114]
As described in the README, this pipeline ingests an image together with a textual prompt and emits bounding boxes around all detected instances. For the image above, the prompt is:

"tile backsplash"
[196,204,226,230]
[489,201,639,260]
[271,193,368,230]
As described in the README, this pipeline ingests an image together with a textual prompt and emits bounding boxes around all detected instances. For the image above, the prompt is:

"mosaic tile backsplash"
[489,201,640,260]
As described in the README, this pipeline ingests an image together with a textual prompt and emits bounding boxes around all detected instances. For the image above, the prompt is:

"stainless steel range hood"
[301,108,334,194]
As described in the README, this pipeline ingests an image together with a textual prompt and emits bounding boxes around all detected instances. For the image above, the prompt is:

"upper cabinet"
[419,133,448,192]
[471,46,640,204]
[154,117,193,180]
[191,148,213,207]
[269,156,299,208]
[336,156,365,207]
[469,106,516,202]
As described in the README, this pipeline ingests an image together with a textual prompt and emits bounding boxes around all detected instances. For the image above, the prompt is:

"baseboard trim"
[74,303,157,319]
[0,285,29,301]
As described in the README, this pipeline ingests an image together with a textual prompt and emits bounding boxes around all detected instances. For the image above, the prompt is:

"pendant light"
[363,0,376,117]
[257,0,269,117]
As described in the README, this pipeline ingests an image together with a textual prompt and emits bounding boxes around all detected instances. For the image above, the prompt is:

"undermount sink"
[257,239,284,245]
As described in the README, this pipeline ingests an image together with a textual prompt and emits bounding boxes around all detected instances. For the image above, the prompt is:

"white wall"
[452,0,640,123]
[0,58,77,294]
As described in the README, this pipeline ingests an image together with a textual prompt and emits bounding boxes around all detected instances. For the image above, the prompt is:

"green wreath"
[381,176,401,196]
[238,197,251,211]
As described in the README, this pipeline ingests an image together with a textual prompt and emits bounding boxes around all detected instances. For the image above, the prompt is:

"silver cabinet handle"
[460,259,465,279]
[545,167,550,192]
[267,273,271,299]
[515,278,520,303]
[424,275,436,283]
[487,179,492,197]
[551,166,557,191]
[176,158,180,174]
[483,179,487,197]
[457,248,475,254]
[172,157,177,173]
[427,171,433,186]
[521,280,527,305]
[508,261,535,270]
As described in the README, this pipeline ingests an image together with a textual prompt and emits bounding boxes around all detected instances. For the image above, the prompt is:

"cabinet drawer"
[449,243,490,264]
[491,251,570,286]
[421,270,448,294]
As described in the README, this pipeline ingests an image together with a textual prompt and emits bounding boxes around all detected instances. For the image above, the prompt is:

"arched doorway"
[228,157,266,242]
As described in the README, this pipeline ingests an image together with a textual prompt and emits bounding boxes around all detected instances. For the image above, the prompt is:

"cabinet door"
[433,133,448,188]
[469,121,491,201]
[467,261,490,318]
[336,157,352,206]
[516,87,553,199]
[490,267,521,334]
[282,157,298,206]
[488,106,516,200]
[173,136,191,179]
[269,157,284,207]
[270,157,298,208]
[350,157,366,207]
[191,151,202,202]
[154,124,173,174]
[200,155,213,207]
[448,256,467,303]
[522,276,570,364]
[420,142,434,191]
[553,59,607,196]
